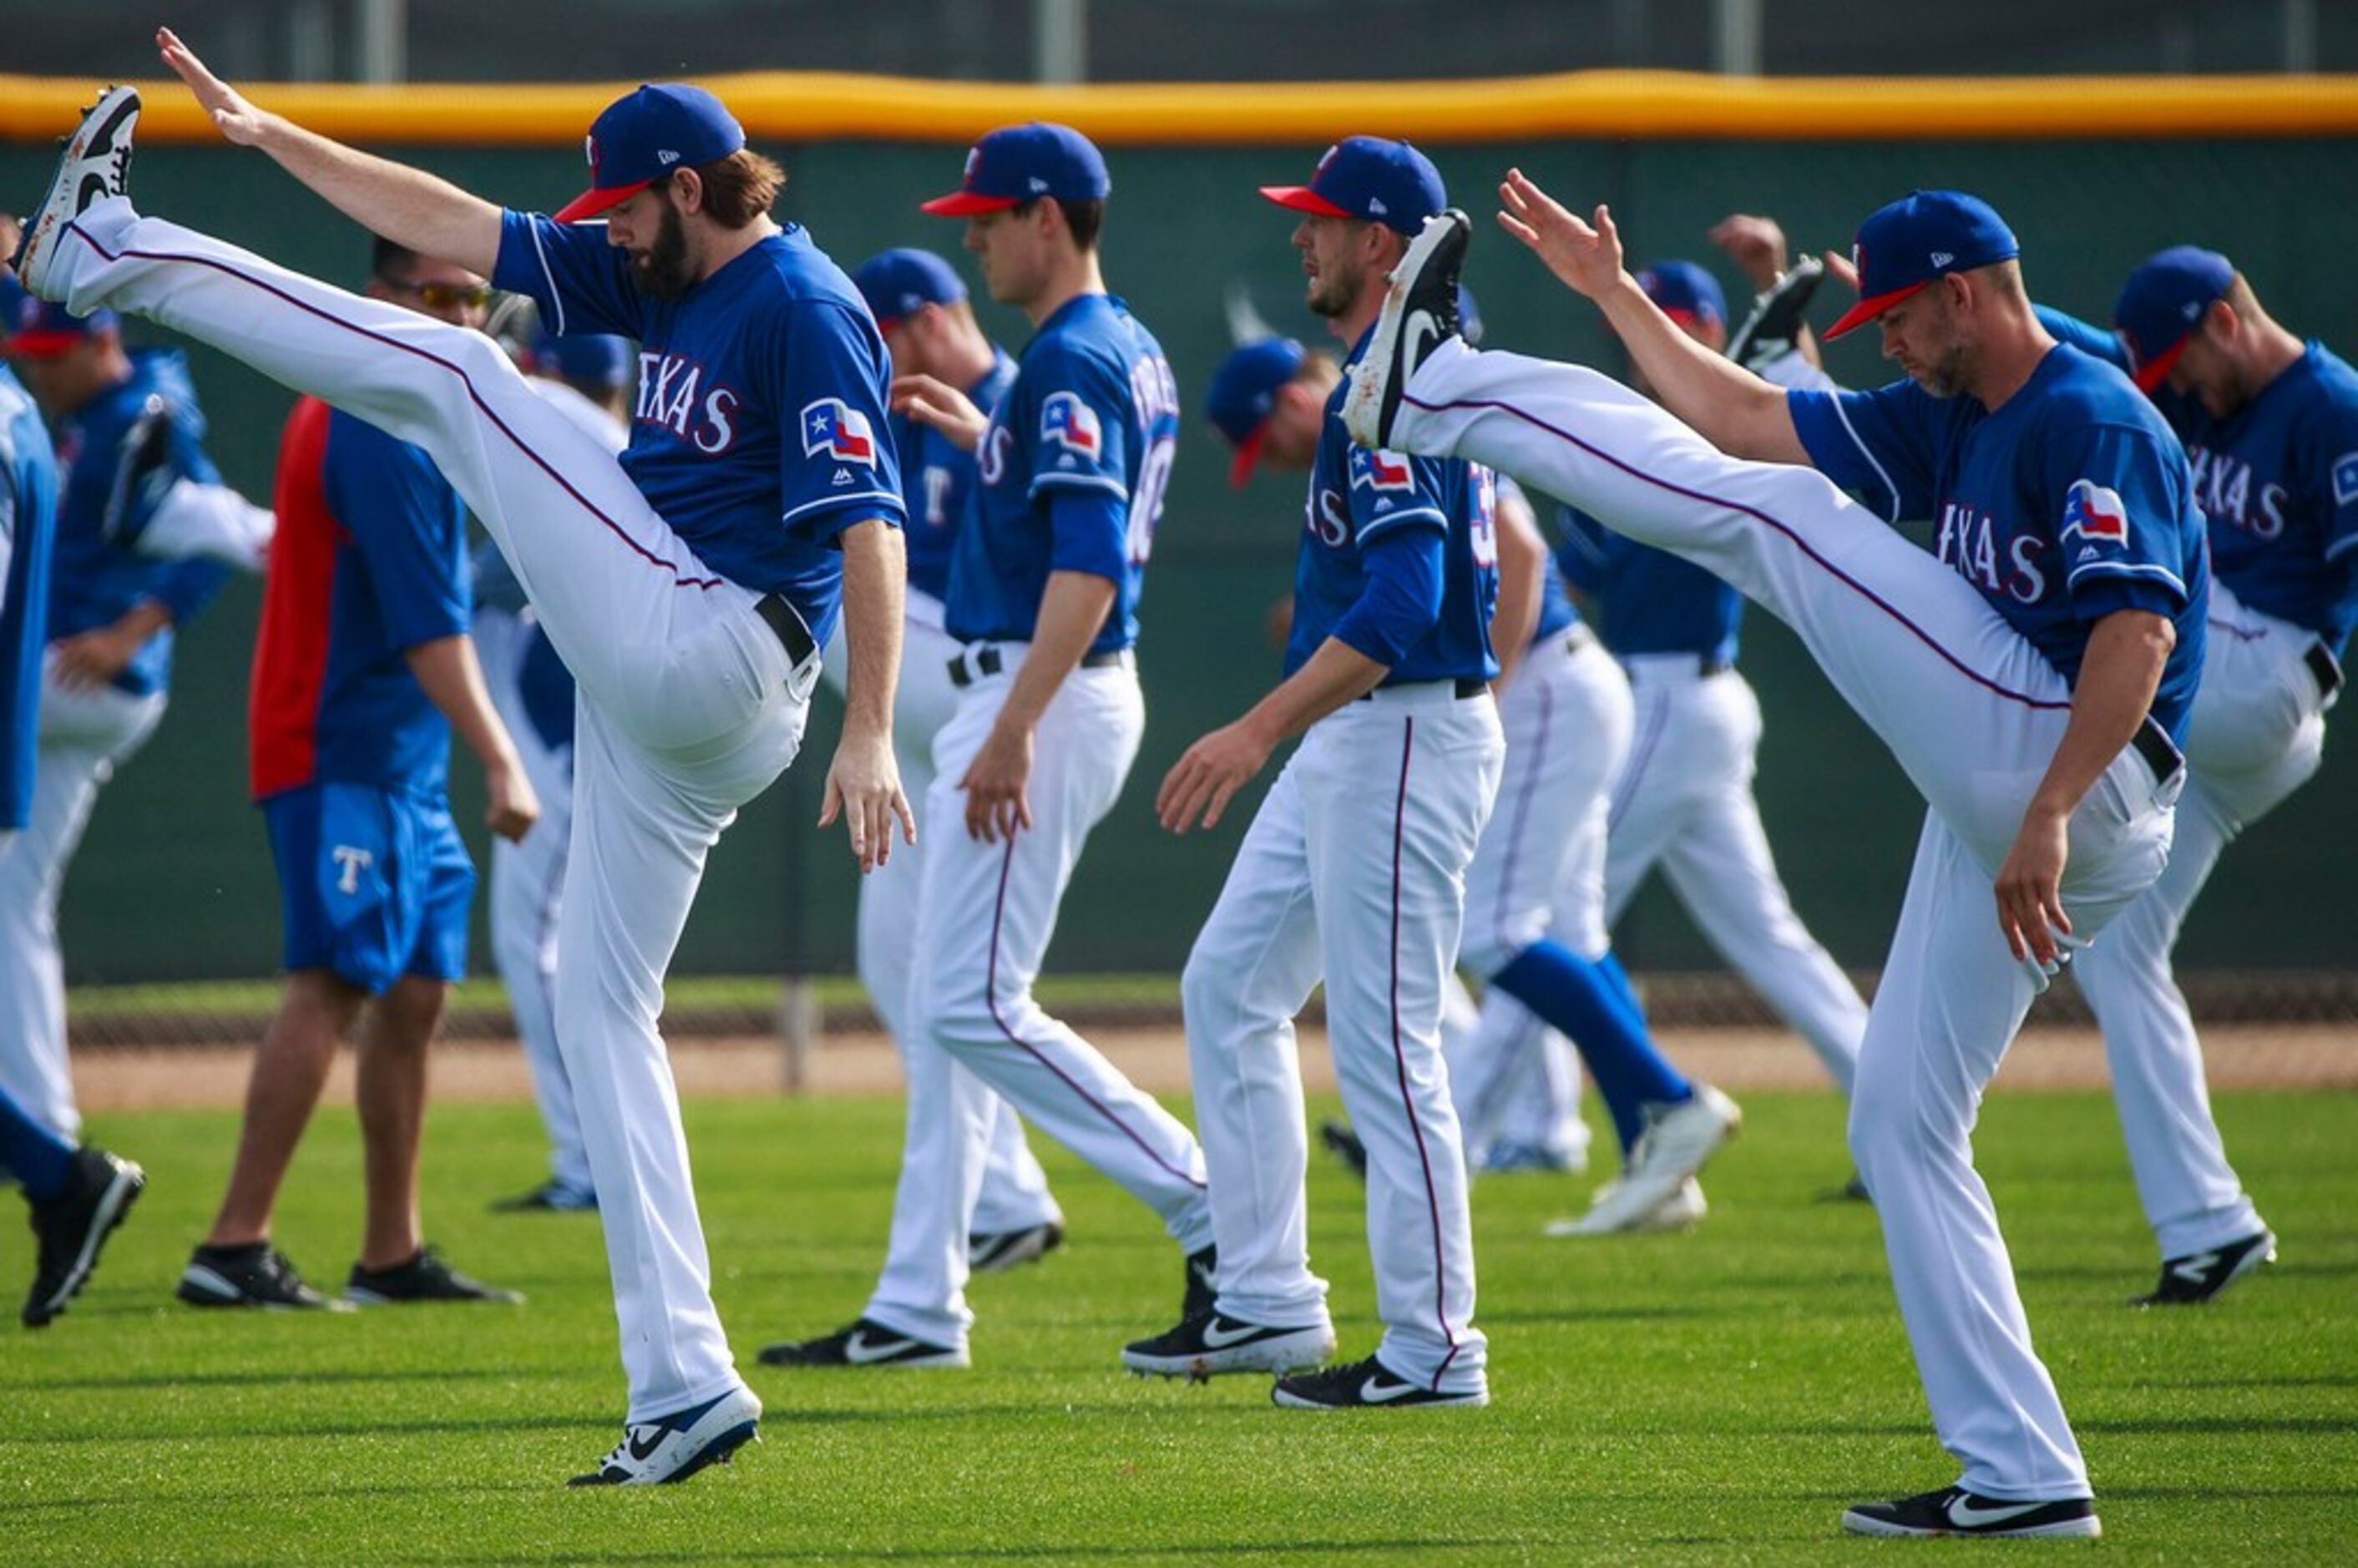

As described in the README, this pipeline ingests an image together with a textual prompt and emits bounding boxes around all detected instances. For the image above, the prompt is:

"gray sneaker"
[179,1242,352,1311]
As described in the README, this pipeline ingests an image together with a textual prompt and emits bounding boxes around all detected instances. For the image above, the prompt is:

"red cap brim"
[3,331,84,357]
[1227,424,1271,488]
[1258,185,1353,219]
[2132,335,2193,394]
[1822,279,1931,341]
[553,179,654,225]
[920,190,1021,217]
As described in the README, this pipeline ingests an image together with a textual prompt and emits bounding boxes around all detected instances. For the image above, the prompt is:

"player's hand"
[158,29,276,148]
[1822,247,1860,295]
[1156,718,1273,835]
[1706,214,1790,290]
[1994,806,2073,968]
[890,374,989,453]
[484,760,540,843]
[48,624,143,690]
[959,719,1033,844]
[0,214,21,272]
[1496,169,1623,302]
[819,726,915,872]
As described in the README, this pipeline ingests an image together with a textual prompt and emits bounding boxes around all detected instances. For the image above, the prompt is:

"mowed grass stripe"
[4,1090,2352,1564]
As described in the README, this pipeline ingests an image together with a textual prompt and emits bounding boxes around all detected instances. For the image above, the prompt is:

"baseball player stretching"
[474,329,635,1215]
[18,38,915,1482]
[1349,179,2206,1535]
[2033,249,2352,1303]
[827,247,1065,1272]
[763,125,1211,1372]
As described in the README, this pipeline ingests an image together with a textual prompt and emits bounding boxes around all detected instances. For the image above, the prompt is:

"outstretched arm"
[158,28,503,276]
[1496,169,1808,466]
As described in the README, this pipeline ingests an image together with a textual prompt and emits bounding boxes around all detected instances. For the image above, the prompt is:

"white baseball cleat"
[13,86,140,301]
[568,1384,762,1487]
[1343,207,1470,450]
[1545,1176,1707,1238]
[1551,1085,1739,1235]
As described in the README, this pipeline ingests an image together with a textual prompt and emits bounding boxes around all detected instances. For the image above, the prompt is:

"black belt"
[2305,641,2343,702]
[1359,676,1488,702]
[756,594,815,665]
[948,645,1128,688]
[2132,716,2183,786]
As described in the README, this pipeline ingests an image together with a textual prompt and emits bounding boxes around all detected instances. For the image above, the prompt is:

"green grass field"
[8,1088,2353,1564]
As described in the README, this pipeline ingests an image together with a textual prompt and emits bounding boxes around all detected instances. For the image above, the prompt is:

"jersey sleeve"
[1020,349,1133,505]
[2313,400,2358,569]
[325,421,471,651]
[1788,382,1939,523]
[492,210,644,341]
[2034,306,2130,372]
[2047,423,2194,621]
[758,299,907,545]
[1343,444,1450,546]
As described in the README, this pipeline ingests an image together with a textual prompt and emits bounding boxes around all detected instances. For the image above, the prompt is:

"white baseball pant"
[1391,340,2179,1498]
[48,198,817,1423]
[0,664,165,1140]
[2072,579,2327,1259]
[1184,685,1503,1393]
[864,652,1208,1348]
[1605,659,1867,1093]
[822,594,1060,1239]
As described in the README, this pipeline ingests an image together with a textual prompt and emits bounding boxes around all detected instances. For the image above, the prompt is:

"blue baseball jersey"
[898,348,1016,604]
[1790,346,2209,741]
[1497,475,1579,648]
[948,294,1176,656]
[1,367,59,833]
[46,350,230,698]
[472,539,576,752]
[1556,506,1743,665]
[1286,333,1499,685]
[493,213,906,647]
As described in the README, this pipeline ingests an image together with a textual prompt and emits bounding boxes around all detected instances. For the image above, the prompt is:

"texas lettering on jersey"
[634,352,741,455]
[2185,445,2291,539]
[1935,497,2052,604]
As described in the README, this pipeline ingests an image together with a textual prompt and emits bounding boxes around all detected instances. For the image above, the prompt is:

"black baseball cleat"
[1121,1312,1336,1381]
[1841,1486,2101,1539]
[1182,1243,1218,1321]
[756,1317,968,1369]
[22,1146,144,1328]
[1343,208,1471,450]
[969,1218,1065,1274]
[178,1242,351,1310]
[345,1245,524,1305]
[569,1385,761,1487]
[1725,254,1828,375]
[491,1180,598,1214]
[1272,1353,1489,1410]
[13,85,140,300]
[2133,1228,2277,1307]
[1318,1120,1369,1181]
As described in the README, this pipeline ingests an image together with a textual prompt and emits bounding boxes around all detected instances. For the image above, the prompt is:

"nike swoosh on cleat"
[625,1427,666,1463]
[845,1330,918,1363]
[2170,1252,2220,1284]
[1198,1318,1268,1350]
[1401,310,1441,379]
[1946,1496,2047,1529]
[1357,1376,1424,1404]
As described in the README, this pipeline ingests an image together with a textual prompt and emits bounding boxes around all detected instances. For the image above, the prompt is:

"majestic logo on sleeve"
[2061,478,2131,547]
[2335,450,2358,508]
[1040,392,1103,458]
[1349,445,1415,493]
[802,399,877,465]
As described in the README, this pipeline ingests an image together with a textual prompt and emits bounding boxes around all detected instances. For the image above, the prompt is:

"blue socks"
[0,1082,74,1201]
[1490,943,1691,1156]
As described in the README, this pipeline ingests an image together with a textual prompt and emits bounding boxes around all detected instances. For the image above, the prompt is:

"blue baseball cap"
[1206,337,1308,488]
[1824,190,2020,341]
[554,84,746,224]
[529,329,632,391]
[2113,245,2236,393]
[853,247,969,328]
[1260,136,1445,235]
[922,124,1110,217]
[5,294,115,358]
[1636,260,1726,329]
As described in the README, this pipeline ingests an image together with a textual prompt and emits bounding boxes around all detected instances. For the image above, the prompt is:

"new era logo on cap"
[1259,136,1445,235]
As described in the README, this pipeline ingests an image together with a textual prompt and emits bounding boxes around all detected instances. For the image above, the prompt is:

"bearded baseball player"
[2027,248,2350,1304]
[17,34,917,1480]
[1349,177,2208,1535]
[763,124,1213,1373]
[827,246,1065,1272]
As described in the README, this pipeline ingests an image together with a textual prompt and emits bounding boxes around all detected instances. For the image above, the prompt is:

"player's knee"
[1178,943,1230,1026]
[913,968,998,1050]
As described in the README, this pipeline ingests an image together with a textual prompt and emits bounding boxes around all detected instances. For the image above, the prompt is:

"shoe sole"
[1122,1329,1337,1381]
[15,86,139,298]
[1343,209,1470,448]
[755,1347,970,1370]
[1271,1386,1490,1411]
[660,1420,758,1485]
[1840,1509,2102,1540]
[26,1161,144,1325]
[343,1286,526,1306]
[175,1262,354,1312]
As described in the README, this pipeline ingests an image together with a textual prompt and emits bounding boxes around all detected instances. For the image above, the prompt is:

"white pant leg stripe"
[983,833,1207,1191]
[1482,672,1555,959]
[1403,390,2074,720]
[69,222,727,592]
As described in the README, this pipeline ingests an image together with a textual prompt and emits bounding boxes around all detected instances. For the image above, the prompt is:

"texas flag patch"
[2061,478,2130,547]
[1040,391,1102,458]
[1349,445,1417,493]
[2333,449,2358,508]
[802,399,877,464]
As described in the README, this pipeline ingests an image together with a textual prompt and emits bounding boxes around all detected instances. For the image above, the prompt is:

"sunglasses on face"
[382,277,492,310]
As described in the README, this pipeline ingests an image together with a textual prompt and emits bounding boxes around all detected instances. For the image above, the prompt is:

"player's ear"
[2199,296,2239,346]
[668,167,706,218]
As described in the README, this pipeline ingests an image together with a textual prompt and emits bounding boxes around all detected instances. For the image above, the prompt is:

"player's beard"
[1910,344,1970,399]
[629,201,696,301]
[1305,260,1364,321]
